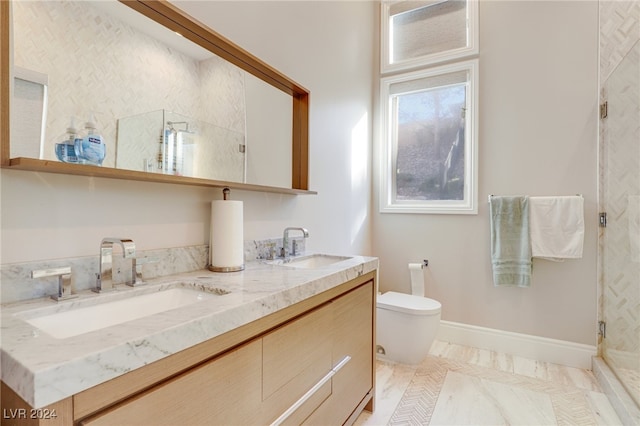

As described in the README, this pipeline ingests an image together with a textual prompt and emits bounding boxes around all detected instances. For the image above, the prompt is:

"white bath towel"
[529,196,584,260]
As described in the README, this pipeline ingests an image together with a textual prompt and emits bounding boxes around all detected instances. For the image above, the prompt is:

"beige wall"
[373,1,599,345]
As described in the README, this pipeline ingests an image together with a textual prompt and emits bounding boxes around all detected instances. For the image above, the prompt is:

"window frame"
[379,59,479,215]
[381,0,479,73]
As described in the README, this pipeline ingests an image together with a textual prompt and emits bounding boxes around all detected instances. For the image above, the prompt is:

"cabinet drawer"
[80,340,263,426]
[262,303,333,424]
[303,281,374,425]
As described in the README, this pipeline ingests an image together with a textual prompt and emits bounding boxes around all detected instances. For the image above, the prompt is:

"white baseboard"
[436,320,596,369]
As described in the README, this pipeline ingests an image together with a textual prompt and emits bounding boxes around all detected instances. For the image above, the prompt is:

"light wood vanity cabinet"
[1,272,375,426]
[81,277,374,425]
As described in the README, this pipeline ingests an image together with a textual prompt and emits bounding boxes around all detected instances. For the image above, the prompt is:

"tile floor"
[355,340,624,425]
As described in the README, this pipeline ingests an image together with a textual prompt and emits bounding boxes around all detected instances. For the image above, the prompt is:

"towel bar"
[488,194,583,203]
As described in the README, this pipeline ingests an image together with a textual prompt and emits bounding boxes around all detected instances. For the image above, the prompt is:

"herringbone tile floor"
[355,341,624,425]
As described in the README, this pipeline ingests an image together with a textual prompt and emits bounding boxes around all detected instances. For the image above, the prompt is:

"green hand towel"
[490,196,532,287]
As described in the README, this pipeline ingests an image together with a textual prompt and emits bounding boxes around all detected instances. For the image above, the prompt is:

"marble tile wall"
[600,1,640,82]
[0,238,305,305]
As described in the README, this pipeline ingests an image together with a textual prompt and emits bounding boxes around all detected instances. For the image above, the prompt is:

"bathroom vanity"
[0,256,378,425]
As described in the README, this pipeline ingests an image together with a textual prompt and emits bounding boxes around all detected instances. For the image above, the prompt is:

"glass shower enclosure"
[598,38,640,411]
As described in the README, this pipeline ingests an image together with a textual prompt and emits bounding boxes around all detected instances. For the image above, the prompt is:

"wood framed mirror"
[0,0,313,195]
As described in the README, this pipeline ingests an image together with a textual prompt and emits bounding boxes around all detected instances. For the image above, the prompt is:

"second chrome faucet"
[95,238,137,293]
[281,227,309,259]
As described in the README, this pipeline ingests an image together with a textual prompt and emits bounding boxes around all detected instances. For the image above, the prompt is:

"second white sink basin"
[22,287,220,339]
[279,254,352,269]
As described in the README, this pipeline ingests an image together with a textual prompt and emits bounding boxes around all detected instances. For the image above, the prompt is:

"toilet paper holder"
[421,259,428,268]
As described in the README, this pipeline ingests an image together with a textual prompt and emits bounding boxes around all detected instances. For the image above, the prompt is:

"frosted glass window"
[382,0,478,72]
[395,83,466,201]
[380,61,478,214]
[11,68,48,159]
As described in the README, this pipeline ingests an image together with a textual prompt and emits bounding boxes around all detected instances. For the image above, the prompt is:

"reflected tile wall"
[12,1,246,169]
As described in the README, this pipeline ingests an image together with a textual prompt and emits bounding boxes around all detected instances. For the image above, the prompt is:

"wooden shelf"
[6,158,317,196]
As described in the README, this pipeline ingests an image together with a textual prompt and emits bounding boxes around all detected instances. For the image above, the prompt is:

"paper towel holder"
[208,187,245,273]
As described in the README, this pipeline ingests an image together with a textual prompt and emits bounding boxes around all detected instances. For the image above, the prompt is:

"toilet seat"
[377,291,441,316]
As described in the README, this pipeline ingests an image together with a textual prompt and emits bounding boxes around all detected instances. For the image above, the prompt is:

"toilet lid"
[378,291,441,316]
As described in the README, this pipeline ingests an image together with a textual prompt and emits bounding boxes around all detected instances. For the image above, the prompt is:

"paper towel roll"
[409,263,424,297]
[209,200,244,272]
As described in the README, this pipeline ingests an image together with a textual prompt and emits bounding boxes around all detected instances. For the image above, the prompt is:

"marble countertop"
[0,254,378,409]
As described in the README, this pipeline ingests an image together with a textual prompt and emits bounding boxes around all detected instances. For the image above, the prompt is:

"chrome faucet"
[281,227,309,259]
[32,266,77,301]
[95,238,136,293]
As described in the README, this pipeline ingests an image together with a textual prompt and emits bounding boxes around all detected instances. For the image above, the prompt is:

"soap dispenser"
[75,113,106,166]
[54,117,80,163]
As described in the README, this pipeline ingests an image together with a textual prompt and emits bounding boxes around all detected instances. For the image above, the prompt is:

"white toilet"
[376,264,441,365]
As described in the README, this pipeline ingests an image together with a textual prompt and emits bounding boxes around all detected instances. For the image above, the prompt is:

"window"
[379,1,478,214]
[381,0,478,72]
[380,61,478,214]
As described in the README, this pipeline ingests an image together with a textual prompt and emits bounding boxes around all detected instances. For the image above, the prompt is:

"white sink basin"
[22,287,219,339]
[277,254,352,269]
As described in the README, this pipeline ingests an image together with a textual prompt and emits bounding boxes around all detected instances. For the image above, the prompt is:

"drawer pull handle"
[270,355,351,426]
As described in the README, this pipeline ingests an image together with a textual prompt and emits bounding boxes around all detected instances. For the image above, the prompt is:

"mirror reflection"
[11,0,292,187]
